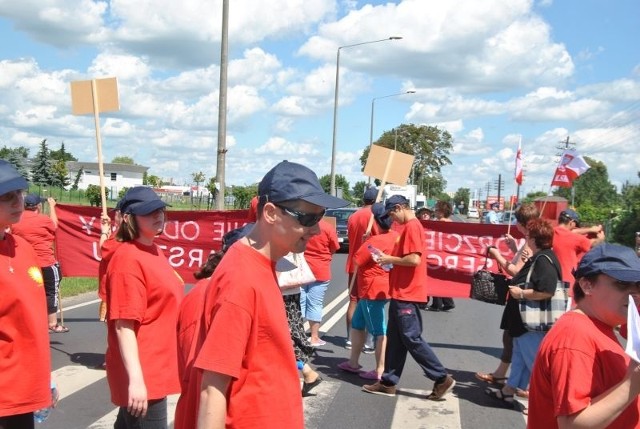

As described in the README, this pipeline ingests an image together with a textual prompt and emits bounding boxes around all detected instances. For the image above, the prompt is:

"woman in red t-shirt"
[105,187,183,429]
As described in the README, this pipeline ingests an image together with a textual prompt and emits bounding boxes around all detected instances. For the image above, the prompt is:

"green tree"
[111,156,135,165]
[4,149,29,179]
[50,142,77,162]
[192,171,206,195]
[146,174,162,188]
[71,167,83,191]
[360,124,453,194]
[86,184,110,207]
[31,139,55,186]
[351,181,368,205]
[612,172,640,247]
[453,187,471,214]
[521,191,547,205]
[0,145,29,159]
[231,185,257,209]
[319,174,352,203]
[118,187,129,200]
[51,159,70,188]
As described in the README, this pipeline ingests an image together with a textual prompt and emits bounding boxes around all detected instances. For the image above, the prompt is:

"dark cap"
[384,195,410,213]
[258,161,348,208]
[115,197,126,211]
[121,186,169,215]
[560,209,580,226]
[24,194,44,207]
[0,160,28,197]
[574,243,640,283]
[491,202,500,209]
[222,223,254,252]
[363,187,378,203]
[371,202,392,230]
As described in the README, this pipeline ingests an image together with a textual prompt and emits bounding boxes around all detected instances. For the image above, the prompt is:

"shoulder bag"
[470,252,509,305]
[518,254,568,332]
[276,252,316,290]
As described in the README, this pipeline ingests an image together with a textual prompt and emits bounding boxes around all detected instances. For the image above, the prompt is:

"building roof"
[66,161,148,174]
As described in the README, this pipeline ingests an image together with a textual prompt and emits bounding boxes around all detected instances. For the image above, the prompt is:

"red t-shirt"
[528,311,640,429]
[353,231,399,300]
[11,210,57,267]
[97,238,123,301]
[389,218,428,302]
[346,206,380,273]
[304,219,339,281]
[553,226,591,285]
[105,241,184,407]
[192,242,304,429]
[0,234,51,416]
[247,196,259,222]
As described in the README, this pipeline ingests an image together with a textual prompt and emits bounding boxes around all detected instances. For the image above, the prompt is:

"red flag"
[551,149,590,188]
[514,139,523,185]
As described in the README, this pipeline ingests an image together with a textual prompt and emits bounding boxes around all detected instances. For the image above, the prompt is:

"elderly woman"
[528,244,640,428]
[487,218,561,406]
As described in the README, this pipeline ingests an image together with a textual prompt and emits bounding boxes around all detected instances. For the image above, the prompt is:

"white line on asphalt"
[390,388,462,429]
[304,289,349,331]
[63,298,101,312]
[87,393,179,429]
[303,379,341,429]
[52,365,106,401]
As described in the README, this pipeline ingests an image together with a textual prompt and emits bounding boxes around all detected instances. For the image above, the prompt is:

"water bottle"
[34,381,58,423]
[367,244,393,271]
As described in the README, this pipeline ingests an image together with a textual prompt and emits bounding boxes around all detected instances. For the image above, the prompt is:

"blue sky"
[0,0,638,199]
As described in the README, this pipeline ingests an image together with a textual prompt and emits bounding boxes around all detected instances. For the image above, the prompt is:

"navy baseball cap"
[560,209,580,226]
[384,195,410,213]
[258,161,348,208]
[121,187,169,215]
[0,160,28,196]
[491,202,500,209]
[222,223,254,252]
[574,243,640,283]
[24,194,44,207]
[363,187,378,203]
[371,202,392,230]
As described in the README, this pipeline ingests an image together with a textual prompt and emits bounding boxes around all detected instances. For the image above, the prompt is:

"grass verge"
[60,277,98,299]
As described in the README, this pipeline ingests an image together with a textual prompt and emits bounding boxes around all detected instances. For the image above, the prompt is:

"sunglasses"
[275,204,325,227]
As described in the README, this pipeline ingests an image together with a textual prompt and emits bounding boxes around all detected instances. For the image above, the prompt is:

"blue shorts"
[351,299,389,337]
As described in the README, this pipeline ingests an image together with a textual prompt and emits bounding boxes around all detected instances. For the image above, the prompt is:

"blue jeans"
[114,398,167,429]
[382,300,447,386]
[300,280,329,322]
[507,331,545,391]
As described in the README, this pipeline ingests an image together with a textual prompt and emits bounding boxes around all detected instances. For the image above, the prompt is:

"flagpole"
[541,150,568,218]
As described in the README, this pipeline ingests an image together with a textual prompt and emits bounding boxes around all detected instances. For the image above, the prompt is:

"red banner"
[54,205,523,298]
[55,204,249,281]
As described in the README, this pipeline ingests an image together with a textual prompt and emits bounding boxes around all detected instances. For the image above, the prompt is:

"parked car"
[467,207,479,219]
[501,210,517,224]
[325,207,358,252]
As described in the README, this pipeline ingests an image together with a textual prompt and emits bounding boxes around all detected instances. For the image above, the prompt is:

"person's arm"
[197,370,232,429]
[487,244,530,277]
[47,197,58,229]
[377,252,421,267]
[557,361,640,429]
[115,319,147,418]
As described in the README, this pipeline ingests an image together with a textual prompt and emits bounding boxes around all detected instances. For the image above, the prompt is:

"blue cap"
[491,202,500,209]
[121,187,169,215]
[560,209,580,226]
[574,243,640,283]
[363,187,378,203]
[24,194,44,207]
[258,161,348,208]
[0,160,28,197]
[222,223,254,252]
[371,202,392,230]
[384,195,410,213]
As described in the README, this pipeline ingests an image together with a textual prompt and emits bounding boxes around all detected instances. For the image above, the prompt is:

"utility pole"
[494,174,504,208]
[556,135,577,206]
[214,0,229,210]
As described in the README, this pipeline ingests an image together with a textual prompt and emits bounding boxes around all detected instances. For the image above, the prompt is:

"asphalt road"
[43,251,527,429]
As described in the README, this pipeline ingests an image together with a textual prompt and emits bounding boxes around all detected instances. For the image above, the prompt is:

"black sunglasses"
[274,204,325,227]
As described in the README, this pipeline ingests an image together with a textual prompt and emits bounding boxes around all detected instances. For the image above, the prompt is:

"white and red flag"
[514,138,523,185]
[551,149,590,188]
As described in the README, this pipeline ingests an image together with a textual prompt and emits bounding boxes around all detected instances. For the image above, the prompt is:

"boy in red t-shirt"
[362,195,456,401]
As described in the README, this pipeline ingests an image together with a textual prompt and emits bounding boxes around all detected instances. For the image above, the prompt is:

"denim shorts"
[351,299,389,337]
[300,280,330,322]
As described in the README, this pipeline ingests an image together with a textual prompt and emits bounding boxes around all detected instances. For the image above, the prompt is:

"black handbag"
[470,254,509,305]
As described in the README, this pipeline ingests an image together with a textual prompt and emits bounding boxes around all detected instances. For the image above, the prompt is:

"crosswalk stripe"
[304,289,349,331]
[390,388,462,429]
[303,380,341,429]
[87,394,179,429]
[52,365,106,401]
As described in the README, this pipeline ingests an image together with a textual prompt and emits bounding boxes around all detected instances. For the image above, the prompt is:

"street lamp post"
[367,90,415,185]
[329,36,403,196]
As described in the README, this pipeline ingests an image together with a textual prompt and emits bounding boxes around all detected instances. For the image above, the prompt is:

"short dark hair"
[194,251,224,279]
[515,203,539,226]
[526,218,554,249]
[435,201,452,218]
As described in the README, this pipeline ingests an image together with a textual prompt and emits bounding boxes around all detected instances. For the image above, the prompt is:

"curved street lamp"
[329,36,403,196]
[367,90,416,185]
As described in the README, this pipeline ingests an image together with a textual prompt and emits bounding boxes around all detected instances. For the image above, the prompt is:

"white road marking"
[390,388,462,429]
[52,365,106,401]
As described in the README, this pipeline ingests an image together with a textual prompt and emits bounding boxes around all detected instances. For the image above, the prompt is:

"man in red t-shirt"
[344,187,379,347]
[193,161,348,429]
[528,244,640,428]
[553,209,605,288]
[11,194,66,332]
[362,195,456,401]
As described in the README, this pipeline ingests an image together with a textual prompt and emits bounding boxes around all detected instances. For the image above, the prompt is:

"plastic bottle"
[34,381,58,423]
[367,244,393,271]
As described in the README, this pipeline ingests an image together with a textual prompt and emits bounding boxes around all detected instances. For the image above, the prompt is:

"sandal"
[475,372,507,385]
[49,324,69,333]
[485,387,515,408]
[302,376,323,397]
[516,388,529,399]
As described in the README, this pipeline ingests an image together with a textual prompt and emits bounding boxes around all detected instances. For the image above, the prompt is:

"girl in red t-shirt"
[105,187,183,429]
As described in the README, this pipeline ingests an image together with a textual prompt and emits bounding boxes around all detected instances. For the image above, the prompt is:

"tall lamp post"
[329,36,403,196]
[367,90,415,185]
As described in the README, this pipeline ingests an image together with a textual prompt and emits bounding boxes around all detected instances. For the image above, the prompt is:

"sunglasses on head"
[275,204,325,227]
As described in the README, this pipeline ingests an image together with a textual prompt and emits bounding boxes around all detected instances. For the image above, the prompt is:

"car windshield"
[326,209,355,222]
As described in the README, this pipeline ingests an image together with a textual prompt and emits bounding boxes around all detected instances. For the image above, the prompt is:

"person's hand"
[486,246,499,259]
[504,234,518,253]
[51,383,59,408]
[521,247,531,262]
[127,380,148,417]
[508,285,523,299]
[100,215,112,236]
[376,251,390,266]
[626,360,640,396]
[47,197,56,207]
